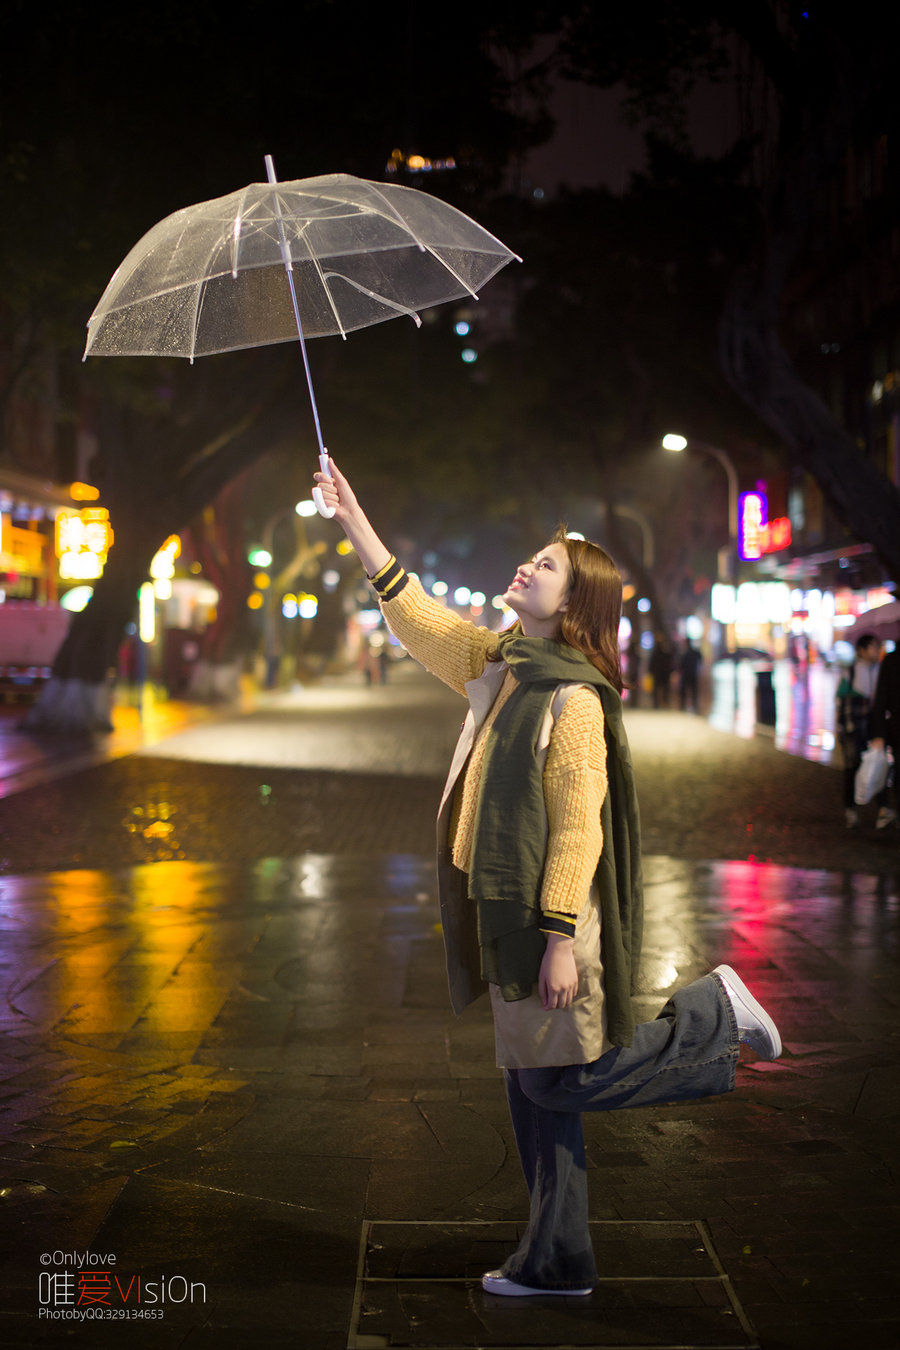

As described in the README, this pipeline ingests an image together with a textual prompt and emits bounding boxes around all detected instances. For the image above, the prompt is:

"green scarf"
[470,633,643,1047]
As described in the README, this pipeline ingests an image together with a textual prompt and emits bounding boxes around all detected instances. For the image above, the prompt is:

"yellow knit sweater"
[380,577,607,920]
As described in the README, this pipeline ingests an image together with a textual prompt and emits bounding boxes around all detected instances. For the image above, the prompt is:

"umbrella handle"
[313,452,336,519]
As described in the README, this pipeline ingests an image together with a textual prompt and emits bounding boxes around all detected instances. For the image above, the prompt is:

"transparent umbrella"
[84,158,521,513]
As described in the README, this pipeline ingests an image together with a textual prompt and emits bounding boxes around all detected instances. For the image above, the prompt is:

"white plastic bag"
[854,746,890,805]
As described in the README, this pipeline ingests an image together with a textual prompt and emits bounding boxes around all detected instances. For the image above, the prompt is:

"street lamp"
[662,434,738,580]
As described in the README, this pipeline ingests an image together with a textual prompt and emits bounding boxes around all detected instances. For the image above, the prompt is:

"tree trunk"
[21,520,163,735]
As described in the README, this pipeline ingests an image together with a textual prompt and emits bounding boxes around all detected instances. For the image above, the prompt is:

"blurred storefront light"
[69,481,100,501]
[138,582,155,643]
[150,536,180,602]
[711,584,736,625]
[734,581,792,624]
[56,507,114,581]
[60,585,93,612]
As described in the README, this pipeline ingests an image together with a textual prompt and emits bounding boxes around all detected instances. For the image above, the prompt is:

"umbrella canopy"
[844,601,900,643]
[84,172,520,360]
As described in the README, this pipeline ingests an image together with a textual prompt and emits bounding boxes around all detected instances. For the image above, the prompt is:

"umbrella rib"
[189,278,211,362]
[365,183,478,298]
[321,272,422,327]
[364,181,521,296]
[230,184,255,276]
[187,225,235,359]
[295,219,349,340]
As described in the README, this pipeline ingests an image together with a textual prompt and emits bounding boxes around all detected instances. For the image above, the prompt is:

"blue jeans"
[501,973,739,1290]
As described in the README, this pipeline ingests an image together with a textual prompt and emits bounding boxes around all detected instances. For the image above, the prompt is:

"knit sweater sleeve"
[372,559,499,696]
[540,687,607,927]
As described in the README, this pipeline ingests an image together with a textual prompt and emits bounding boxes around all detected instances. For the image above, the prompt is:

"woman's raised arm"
[313,457,391,579]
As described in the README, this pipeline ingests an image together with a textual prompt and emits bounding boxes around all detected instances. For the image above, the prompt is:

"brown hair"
[493,527,624,692]
[552,527,624,693]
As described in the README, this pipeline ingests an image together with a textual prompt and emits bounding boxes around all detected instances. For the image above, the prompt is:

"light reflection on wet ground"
[708,660,839,764]
[0,851,898,1347]
[0,663,898,1346]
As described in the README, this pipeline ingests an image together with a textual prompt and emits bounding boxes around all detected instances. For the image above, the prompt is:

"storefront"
[1,469,220,697]
[0,467,76,605]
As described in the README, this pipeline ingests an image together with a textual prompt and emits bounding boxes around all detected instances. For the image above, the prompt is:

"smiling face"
[503,541,572,637]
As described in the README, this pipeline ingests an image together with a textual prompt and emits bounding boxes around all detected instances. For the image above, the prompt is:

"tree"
[540,1,900,580]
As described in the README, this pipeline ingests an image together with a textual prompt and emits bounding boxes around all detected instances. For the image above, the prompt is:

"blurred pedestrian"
[625,634,642,707]
[869,644,900,831]
[678,638,702,713]
[360,630,388,685]
[836,633,884,828]
[315,457,782,1298]
[649,633,673,707]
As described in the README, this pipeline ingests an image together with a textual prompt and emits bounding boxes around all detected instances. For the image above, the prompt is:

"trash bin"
[755,667,776,726]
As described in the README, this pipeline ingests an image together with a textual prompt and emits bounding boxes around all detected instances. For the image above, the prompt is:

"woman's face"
[504,542,572,636]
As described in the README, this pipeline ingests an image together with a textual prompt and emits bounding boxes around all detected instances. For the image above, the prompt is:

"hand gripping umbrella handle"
[313,453,336,519]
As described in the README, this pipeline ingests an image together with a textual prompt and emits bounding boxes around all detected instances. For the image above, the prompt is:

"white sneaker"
[712,965,782,1060]
[876,807,897,830]
[481,1270,592,1297]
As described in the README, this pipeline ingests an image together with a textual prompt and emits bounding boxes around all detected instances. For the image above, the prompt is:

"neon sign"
[739,491,791,558]
[761,517,791,552]
[739,492,766,560]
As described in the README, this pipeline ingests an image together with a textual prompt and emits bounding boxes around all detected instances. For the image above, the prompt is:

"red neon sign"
[760,517,791,553]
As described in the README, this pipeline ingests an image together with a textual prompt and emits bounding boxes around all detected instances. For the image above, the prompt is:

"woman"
[315,459,782,1297]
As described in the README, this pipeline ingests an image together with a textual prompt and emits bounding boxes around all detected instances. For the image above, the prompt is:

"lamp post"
[662,433,738,581]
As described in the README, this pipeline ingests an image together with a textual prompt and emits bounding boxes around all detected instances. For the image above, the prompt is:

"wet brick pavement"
[0,662,898,1349]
